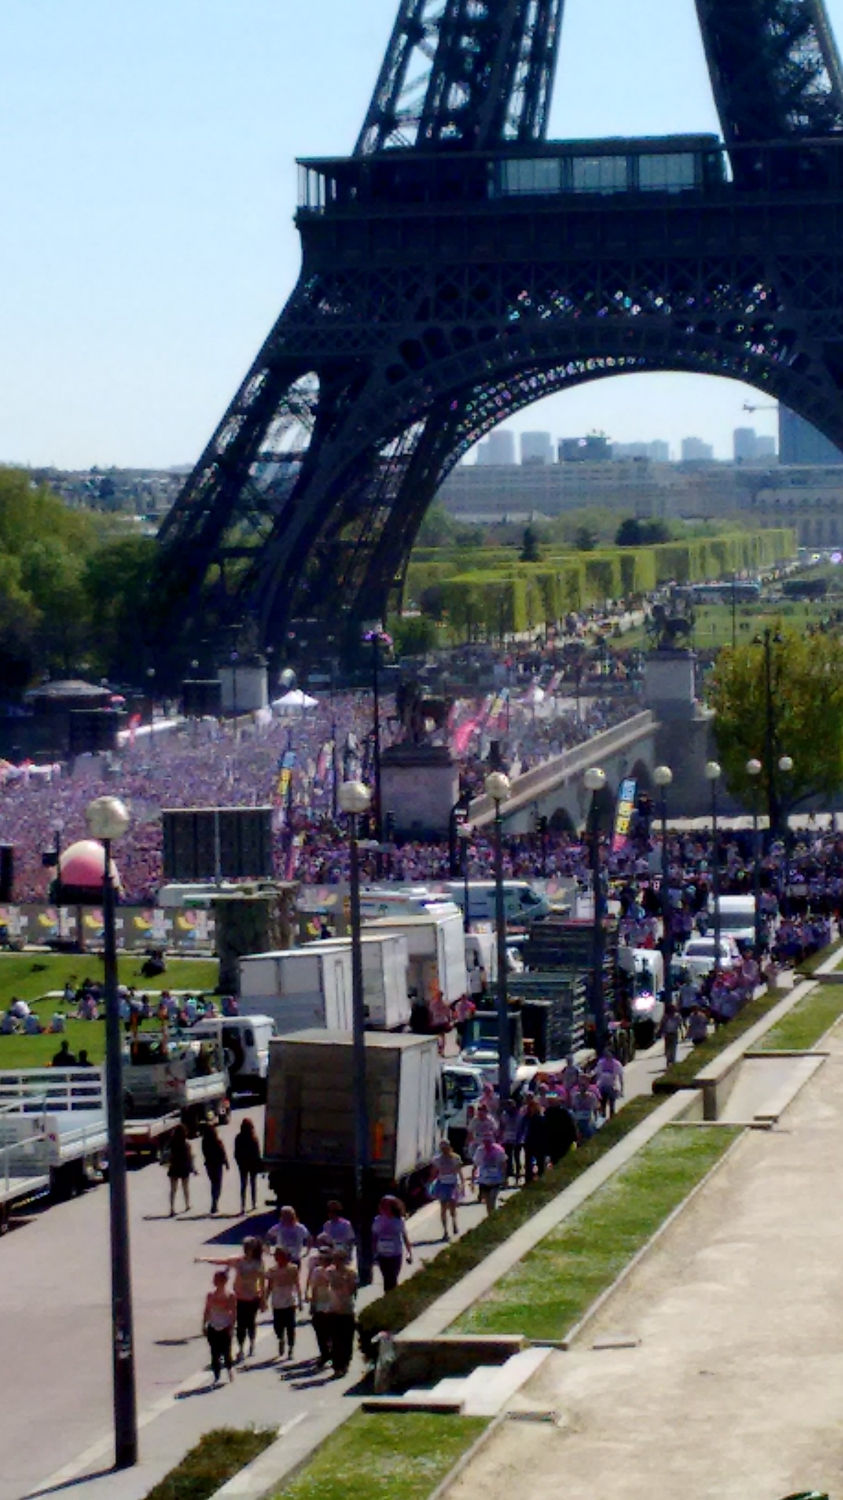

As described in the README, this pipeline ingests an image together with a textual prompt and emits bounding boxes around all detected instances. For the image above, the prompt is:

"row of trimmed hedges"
[407,529,795,633]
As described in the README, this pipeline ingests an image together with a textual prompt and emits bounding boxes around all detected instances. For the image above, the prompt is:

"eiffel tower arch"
[155,0,843,662]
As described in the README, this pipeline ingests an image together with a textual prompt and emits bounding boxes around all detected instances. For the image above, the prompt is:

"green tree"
[519,524,542,563]
[574,525,598,552]
[709,630,843,827]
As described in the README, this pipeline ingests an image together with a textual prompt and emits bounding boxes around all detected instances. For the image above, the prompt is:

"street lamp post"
[457,825,471,935]
[337,779,373,1285]
[584,767,608,1050]
[706,761,722,972]
[653,765,674,1011]
[145,668,155,757]
[85,796,137,1471]
[747,758,763,955]
[778,755,794,904]
[485,771,512,1103]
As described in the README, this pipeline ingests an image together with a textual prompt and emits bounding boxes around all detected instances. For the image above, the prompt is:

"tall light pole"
[706,761,722,972]
[337,779,373,1285]
[457,825,471,935]
[85,796,137,1471]
[145,667,156,757]
[363,627,391,844]
[653,765,674,1010]
[747,758,763,955]
[778,755,794,904]
[584,767,607,1049]
[485,771,512,1103]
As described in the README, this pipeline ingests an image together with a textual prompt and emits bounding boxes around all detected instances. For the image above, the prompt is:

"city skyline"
[2,0,843,469]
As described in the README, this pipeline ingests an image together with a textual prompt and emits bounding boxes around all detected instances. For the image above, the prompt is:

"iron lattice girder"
[357,0,565,154]
[696,0,843,143]
[156,168,843,649]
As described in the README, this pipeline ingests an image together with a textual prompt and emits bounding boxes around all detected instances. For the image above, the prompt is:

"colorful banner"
[612,777,637,853]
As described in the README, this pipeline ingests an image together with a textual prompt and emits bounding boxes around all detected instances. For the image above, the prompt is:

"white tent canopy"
[272,689,318,712]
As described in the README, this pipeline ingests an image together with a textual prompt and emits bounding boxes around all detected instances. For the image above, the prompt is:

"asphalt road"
[3,1034,680,1500]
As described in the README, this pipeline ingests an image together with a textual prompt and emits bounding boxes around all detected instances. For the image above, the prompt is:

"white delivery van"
[365,909,469,1019]
[443,880,550,925]
[312,933,411,1030]
[359,886,440,919]
[709,895,757,947]
[190,1015,275,1097]
[238,948,353,1033]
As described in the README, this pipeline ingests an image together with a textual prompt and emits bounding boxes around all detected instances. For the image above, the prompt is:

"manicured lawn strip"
[357,1095,662,1358]
[272,1413,488,1500]
[0,954,219,1067]
[145,1428,275,1500]
[453,1126,739,1340]
[756,987,843,1052]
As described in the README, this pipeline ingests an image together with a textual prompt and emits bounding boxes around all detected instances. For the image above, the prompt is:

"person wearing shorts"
[473,1138,507,1215]
[429,1140,464,1240]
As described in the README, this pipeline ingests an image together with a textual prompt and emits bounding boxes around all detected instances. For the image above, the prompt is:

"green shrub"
[145,1429,275,1500]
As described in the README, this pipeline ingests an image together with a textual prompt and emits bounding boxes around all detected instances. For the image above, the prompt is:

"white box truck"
[239,947,353,1032]
[263,1029,441,1219]
[313,933,411,1030]
[364,909,468,1024]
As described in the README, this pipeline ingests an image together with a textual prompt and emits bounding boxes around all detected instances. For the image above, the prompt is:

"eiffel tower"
[155,0,843,663]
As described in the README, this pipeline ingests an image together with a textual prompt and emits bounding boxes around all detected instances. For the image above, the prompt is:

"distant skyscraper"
[733,427,758,462]
[520,431,554,465]
[682,437,715,462]
[779,408,843,465]
[755,434,777,459]
[478,429,517,465]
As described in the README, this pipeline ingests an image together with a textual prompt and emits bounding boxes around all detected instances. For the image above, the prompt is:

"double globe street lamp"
[485,770,512,1103]
[584,767,608,1049]
[85,795,137,1471]
[337,778,374,1284]
[746,755,793,955]
[705,761,723,971]
[653,765,674,1011]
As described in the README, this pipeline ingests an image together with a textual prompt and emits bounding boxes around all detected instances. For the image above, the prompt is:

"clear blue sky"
[2,0,842,469]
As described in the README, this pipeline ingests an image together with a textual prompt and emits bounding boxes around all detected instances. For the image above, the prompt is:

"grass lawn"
[757,988,843,1052]
[145,1428,275,1500]
[0,953,218,1068]
[615,599,839,653]
[452,1125,739,1343]
[272,1414,488,1500]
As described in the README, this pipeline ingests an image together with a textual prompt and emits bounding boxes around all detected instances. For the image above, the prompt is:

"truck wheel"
[0,1204,9,1236]
[634,1021,656,1050]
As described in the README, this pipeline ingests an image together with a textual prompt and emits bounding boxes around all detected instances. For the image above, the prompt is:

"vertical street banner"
[613,777,637,853]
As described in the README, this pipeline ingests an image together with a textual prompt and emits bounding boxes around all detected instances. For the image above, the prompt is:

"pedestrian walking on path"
[659,1002,683,1068]
[429,1138,465,1239]
[266,1206,313,1291]
[167,1122,194,1215]
[594,1047,625,1119]
[202,1270,236,1385]
[322,1200,357,1258]
[201,1124,229,1215]
[371,1195,413,1292]
[473,1136,507,1215]
[266,1248,301,1361]
[233,1118,261,1214]
[196,1236,266,1362]
[326,1250,357,1377]
[307,1243,334,1368]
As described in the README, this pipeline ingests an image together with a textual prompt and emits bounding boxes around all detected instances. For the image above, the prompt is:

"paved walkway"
[3,1024,682,1500]
[446,1024,843,1500]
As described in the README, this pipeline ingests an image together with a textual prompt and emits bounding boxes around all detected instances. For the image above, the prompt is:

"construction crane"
[742,402,779,413]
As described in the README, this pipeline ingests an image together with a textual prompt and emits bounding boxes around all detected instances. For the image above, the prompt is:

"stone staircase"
[363,1345,551,1416]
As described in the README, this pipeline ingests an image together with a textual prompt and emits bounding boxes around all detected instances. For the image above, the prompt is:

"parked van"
[709,895,757,947]
[443,881,550,925]
[190,1015,275,1097]
[359,886,443,920]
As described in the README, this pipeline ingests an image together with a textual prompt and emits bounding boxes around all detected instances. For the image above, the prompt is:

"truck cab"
[440,1062,486,1154]
[189,1015,275,1098]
